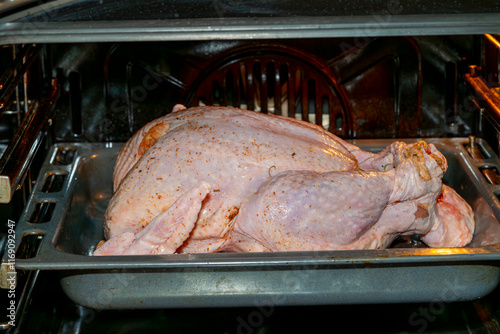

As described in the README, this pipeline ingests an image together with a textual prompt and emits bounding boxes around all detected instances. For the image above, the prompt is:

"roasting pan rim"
[6,137,500,307]
[13,243,500,271]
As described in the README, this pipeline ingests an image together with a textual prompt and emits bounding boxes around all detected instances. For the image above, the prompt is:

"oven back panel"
[45,36,479,144]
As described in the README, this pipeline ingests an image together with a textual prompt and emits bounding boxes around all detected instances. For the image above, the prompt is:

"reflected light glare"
[427,248,467,255]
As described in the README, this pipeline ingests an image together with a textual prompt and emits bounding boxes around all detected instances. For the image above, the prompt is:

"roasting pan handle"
[0,80,60,203]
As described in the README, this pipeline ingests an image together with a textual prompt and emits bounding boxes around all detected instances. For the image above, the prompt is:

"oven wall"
[0,34,490,233]
[42,36,481,145]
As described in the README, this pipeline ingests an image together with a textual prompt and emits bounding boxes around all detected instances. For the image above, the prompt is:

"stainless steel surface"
[1,16,500,45]
[0,80,60,203]
[0,1,499,43]
[0,44,39,113]
[466,74,500,131]
[3,137,500,309]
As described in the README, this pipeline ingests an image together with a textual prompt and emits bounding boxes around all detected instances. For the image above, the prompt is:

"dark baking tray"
[3,138,500,309]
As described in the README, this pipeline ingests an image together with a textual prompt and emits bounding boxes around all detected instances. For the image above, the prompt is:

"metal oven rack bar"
[0,45,60,203]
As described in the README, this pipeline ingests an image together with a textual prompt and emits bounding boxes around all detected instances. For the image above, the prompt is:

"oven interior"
[1,6,500,332]
[1,35,497,241]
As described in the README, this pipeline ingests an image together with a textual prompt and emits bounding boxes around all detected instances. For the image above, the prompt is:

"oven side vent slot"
[16,234,44,260]
[41,173,67,193]
[29,202,56,224]
[51,146,76,166]
[464,137,491,160]
[481,167,500,185]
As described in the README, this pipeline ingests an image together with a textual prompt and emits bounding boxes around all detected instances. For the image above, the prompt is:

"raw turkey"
[94,106,474,255]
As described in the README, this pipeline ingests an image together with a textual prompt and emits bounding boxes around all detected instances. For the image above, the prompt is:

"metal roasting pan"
[3,138,500,309]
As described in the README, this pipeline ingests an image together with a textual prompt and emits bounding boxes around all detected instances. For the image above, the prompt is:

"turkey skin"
[94,106,474,255]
